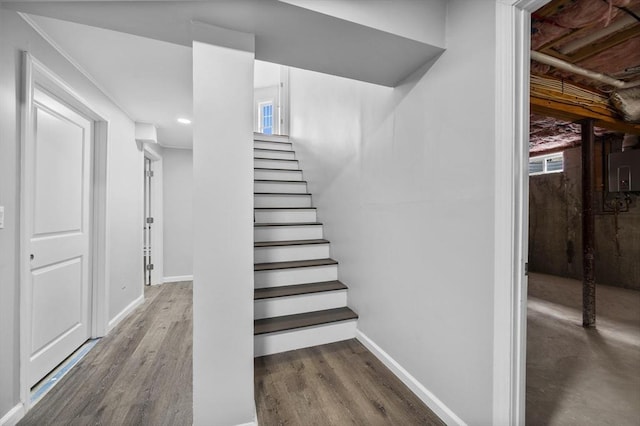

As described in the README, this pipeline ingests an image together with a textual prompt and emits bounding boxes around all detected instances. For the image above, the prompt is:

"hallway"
[526,273,640,426]
[19,282,443,425]
[19,282,193,426]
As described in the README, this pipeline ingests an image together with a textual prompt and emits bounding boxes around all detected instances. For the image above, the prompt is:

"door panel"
[27,87,92,387]
[33,107,85,235]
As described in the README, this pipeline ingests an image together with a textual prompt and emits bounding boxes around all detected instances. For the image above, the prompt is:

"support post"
[581,119,596,327]
[192,23,256,425]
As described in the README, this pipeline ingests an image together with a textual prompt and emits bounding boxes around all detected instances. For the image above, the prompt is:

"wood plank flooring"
[19,282,443,426]
[255,339,445,426]
[19,282,193,426]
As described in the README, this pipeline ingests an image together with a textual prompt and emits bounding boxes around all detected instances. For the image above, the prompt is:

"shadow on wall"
[528,145,640,290]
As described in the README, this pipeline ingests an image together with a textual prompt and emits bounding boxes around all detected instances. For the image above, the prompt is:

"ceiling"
[5,1,446,149]
[529,0,640,153]
[25,13,194,148]
[3,1,444,87]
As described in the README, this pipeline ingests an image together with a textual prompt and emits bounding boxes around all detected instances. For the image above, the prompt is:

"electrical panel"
[609,150,640,192]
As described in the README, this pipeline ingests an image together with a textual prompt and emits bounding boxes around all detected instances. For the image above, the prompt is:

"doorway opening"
[20,52,110,413]
[144,156,153,286]
[142,143,164,286]
[526,0,640,424]
[254,60,289,136]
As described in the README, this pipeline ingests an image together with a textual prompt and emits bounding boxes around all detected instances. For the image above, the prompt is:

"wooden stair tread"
[254,192,310,196]
[254,222,322,227]
[255,239,328,247]
[255,258,337,271]
[254,167,301,172]
[254,157,298,162]
[254,207,315,210]
[254,148,294,153]
[254,281,347,300]
[255,179,307,184]
[254,307,358,335]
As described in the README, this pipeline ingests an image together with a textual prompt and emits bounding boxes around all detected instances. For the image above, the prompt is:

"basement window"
[529,152,564,175]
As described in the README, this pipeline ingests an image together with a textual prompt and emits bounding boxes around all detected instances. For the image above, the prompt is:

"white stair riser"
[255,265,337,288]
[254,169,302,181]
[254,243,330,263]
[254,158,299,170]
[254,141,293,151]
[254,150,295,160]
[254,291,347,320]
[255,225,323,242]
[254,320,357,357]
[254,209,316,224]
[254,134,290,143]
[254,181,307,194]
[255,194,311,208]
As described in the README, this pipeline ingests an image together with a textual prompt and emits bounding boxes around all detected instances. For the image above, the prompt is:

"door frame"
[493,0,549,424]
[19,52,110,411]
[142,142,164,285]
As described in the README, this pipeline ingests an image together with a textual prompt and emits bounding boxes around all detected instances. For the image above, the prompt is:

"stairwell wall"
[288,1,496,424]
[0,9,144,421]
[162,148,194,280]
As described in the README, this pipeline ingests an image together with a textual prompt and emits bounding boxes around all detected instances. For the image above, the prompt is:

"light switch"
[0,206,4,229]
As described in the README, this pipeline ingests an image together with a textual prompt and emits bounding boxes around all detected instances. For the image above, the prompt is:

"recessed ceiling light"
[177,118,191,124]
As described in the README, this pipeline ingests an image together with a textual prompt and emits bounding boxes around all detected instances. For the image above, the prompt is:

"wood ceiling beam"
[530,96,640,134]
[568,24,640,64]
[535,0,575,18]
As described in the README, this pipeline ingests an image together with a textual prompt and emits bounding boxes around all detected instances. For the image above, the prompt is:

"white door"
[26,87,92,387]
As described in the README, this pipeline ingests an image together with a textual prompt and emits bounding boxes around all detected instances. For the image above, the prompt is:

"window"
[529,152,564,175]
[260,103,273,135]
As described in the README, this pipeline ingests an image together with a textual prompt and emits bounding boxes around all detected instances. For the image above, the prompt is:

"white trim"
[234,408,258,426]
[159,144,192,151]
[91,120,111,338]
[107,294,144,332]
[0,403,25,426]
[234,421,258,426]
[279,66,290,136]
[143,143,164,286]
[355,330,466,426]
[19,52,111,414]
[494,0,548,425]
[17,12,135,121]
[163,275,194,283]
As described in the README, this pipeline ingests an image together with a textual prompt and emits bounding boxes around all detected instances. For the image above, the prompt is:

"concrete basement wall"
[162,148,194,280]
[288,1,496,423]
[0,9,143,421]
[529,146,640,290]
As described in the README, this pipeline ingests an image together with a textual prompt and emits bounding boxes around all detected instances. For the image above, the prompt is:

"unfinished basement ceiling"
[530,114,620,153]
[530,0,640,150]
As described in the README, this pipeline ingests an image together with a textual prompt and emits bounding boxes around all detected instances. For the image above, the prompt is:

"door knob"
[30,254,34,260]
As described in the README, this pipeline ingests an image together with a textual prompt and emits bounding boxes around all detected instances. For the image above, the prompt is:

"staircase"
[253,133,358,357]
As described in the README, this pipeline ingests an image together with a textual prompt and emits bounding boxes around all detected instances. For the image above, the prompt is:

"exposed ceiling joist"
[569,24,640,63]
[531,96,640,134]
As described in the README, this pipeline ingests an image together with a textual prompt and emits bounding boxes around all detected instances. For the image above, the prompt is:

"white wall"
[254,59,280,88]
[280,0,447,47]
[163,148,193,280]
[192,35,255,425]
[0,9,143,420]
[288,1,496,423]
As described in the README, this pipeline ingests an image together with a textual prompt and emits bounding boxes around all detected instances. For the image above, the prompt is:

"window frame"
[529,152,564,176]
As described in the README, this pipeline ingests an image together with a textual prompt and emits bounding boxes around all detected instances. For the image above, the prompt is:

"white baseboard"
[0,403,25,426]
[163,275,193,283]
[107,294,144,332]
[235,408,258,426]
[355,330,467,426]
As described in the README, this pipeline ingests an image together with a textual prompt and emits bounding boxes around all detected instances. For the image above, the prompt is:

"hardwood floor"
[19,282,193,426]
[20,282,443,426]
[255,339,445,426]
